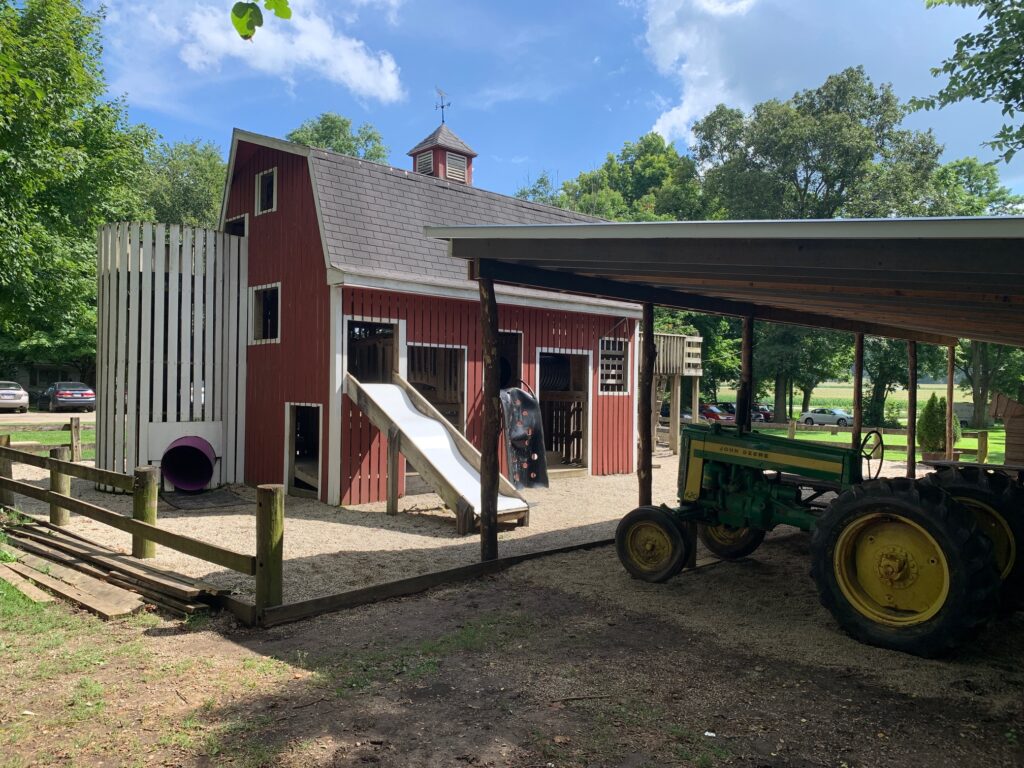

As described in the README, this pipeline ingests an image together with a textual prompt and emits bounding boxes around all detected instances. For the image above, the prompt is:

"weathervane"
[435,87,452,124]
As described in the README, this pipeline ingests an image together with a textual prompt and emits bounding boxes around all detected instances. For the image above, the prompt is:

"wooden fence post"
[69,417,82,462]
[977,431,989,464]
[787,421,796,440]
[49,447,71,526]
[255,484,284,615]
[0,435,11,508]
[386,427,400,516]
[132,466,159,559]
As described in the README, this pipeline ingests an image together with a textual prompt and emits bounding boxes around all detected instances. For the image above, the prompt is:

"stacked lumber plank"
[0,522,223,618]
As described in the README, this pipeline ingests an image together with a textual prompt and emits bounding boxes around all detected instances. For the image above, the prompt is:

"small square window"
[255,169,276,215]
[416,152,433,175]
[599,338,629,393]
[252,284,280,343]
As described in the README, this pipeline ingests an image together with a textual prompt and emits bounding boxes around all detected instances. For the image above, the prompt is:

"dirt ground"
[3,451,1022,767]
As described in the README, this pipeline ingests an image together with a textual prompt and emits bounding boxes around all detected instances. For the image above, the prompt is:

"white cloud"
[100,0,404,110]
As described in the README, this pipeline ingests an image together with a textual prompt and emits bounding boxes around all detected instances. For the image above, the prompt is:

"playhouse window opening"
[348,321,395,384]
[252,285,280,342]
[599,338,629,393]
[255,168,276,215]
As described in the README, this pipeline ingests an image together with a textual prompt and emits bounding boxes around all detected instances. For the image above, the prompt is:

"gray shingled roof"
[406,123,478,158]
[310,149,599,282]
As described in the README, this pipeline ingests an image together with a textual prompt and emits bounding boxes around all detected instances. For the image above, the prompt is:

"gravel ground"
[7,448,926,603]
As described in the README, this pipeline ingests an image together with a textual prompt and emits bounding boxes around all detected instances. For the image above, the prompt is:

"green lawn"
[1,429,96,461]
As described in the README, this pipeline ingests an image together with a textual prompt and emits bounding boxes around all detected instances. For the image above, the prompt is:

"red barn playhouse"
[96,124,643,518]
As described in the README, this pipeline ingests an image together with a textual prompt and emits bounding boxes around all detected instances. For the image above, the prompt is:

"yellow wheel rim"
[956,496,1016,581]
[703,524,754,546]
[625,521,675,572]
[834,512,950,627]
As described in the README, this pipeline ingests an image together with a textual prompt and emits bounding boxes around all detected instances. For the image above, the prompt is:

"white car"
[0,381,29,412]
[800,407,853,426]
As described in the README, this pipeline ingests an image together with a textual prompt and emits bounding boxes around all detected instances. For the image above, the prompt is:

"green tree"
[143,140,226,228]
[0,0,154,383]
[863,340,945,427]
[916,0,1024,161]
[514,171,564,207]
[287,113,388,163]
[794,331,855,415]
[917,393,962,453]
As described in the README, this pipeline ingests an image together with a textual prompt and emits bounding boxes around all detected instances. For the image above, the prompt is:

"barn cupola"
[407,123,477,185]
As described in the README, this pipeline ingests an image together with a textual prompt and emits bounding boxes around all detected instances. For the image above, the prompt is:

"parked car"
[716,401,736,415]
[755,403,775,421]
[800,407,852,426]
[750,409,765,422]
[0,381,29,412]
[700,404,734,422]
[38,382,95,412]
[660,401,707,425]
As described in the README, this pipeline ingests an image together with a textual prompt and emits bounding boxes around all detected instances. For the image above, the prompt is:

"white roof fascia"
[425,216,1024,242]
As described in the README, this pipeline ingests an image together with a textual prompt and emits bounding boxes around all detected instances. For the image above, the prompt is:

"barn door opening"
[287,404,321,498]
[347,321,396,383]
[408,346,466,432]
[538,352,589,469]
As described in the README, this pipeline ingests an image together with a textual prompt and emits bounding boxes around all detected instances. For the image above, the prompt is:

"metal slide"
[345,373,529,534]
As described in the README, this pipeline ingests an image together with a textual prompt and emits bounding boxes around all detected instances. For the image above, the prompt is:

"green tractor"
[615,423,1024,656]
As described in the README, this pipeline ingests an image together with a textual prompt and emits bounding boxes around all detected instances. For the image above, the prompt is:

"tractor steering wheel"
[859,430,884,480]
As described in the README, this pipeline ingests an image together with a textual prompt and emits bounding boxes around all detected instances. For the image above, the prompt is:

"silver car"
[800,407,852,426]
[0,381,29,412]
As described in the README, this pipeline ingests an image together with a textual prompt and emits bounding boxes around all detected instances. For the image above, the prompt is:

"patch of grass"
[183,612,212,632]
[198,714,275,767]
[0,531,17,563]
[66,678,105,722]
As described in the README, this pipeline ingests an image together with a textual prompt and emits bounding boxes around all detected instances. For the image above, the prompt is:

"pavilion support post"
[907,341,918,479]
[638,303,655,506]
[669,374,681,454]
[691,376,700,424]
[478,276,500,562]
[852,333,864,450]
[736,316,754,433]
[946,344,956,460]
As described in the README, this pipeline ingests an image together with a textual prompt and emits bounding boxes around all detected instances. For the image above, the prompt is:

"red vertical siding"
[340,286,635,506]
[225,143,331,494]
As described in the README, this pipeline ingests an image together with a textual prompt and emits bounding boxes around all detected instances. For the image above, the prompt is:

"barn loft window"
[599,338,629,394]
[251,284,280,343]
[446,152,467,183]
[255,168,277,215]
[416,151,433,175]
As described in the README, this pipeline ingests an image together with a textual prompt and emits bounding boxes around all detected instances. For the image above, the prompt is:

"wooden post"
[946,344,956,461]
[691,376,700,424]
[638,303,656,506]
[0,435,11,508]
[255,484,285,613]
[131,466,159,559]
[651,375,660,448]
[478,276,500,562]
[906,342,918,479]
[69,417,82,462]
[736,316,754,433]
[787,420,796,439]
[49,447,71,526]
[852,333,864,450]
[978,431,989,464]
[386,427,400,516]
[669,374,681,454]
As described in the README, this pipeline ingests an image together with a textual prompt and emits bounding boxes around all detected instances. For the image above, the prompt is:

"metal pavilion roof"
[426,216,1024,347]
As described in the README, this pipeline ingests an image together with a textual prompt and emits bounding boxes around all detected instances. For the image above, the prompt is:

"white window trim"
[598,336,631,396]
[416,152,433,175]
[445,152,467,182]
[249,282,281,345]
[254,167,278,216]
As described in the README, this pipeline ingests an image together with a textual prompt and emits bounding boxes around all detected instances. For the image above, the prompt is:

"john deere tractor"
[615,423,1023,656]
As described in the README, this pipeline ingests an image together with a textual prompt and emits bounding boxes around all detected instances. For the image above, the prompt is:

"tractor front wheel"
[922,466,1024,609]
[811,478,1000,656]
[698,523,765,559]
[616,506,692,583]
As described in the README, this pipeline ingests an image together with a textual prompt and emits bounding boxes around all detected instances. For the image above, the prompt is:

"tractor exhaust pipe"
[161,436,216,492]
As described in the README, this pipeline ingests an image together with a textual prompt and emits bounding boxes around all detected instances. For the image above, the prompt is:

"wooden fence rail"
[0,444,282,612]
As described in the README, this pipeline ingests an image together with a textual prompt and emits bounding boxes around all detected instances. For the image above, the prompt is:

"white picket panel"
[203,230,216,423]
[113,223,128,474]
[138,222,154,473]
[152,224,166,425]
[166,225,180,423]
[179,227,193,423]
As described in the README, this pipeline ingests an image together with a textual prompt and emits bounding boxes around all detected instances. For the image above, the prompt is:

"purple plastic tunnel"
[161,436,216,492]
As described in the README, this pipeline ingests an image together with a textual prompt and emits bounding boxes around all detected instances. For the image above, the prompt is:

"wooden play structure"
[991,392,1024,464]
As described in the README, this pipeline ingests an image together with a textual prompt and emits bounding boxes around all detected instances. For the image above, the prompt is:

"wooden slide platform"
[0,522,219,618]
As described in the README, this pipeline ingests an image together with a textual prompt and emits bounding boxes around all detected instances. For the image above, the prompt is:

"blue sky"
[96,0,1024,197]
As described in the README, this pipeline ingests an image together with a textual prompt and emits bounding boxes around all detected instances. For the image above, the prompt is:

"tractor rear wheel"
[616,506,692,583]
[698,523,765,559]
[810,478,1000,656]
[922,466,1024,609]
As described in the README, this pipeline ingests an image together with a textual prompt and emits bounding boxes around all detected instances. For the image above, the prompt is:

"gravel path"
[6,449,924,603]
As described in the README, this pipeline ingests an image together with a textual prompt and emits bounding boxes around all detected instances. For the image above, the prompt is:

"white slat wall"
[96,223,248,485]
